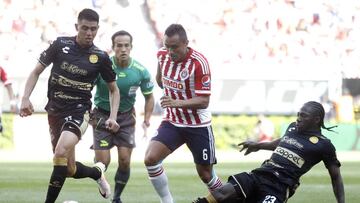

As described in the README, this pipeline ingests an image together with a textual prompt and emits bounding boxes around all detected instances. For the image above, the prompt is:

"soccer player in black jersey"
[193,101,345,203]
[19,8,120,203]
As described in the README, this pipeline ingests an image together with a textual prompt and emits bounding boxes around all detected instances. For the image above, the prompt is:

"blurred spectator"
[251,115,275,142]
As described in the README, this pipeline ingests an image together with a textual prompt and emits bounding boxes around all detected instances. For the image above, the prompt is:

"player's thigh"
[114,110,136,148]
[252,175,288,203]
[91,109,115,150]
[184,125,216,165]
[150,121,184,151]
[145,122,183,164]
[48,111,90,146]
[95,149,111,166]
[227,172,257,202]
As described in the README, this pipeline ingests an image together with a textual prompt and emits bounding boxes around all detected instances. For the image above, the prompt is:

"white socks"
[147,163,174,203]
[206,173,223,191]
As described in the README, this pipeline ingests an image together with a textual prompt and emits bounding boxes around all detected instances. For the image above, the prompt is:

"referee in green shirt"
[91,30,154,203]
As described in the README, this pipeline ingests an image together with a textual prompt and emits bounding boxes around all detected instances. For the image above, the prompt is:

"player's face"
[164,34,188,62]
[75,19,99,47]
[112,35,132,63]
[296,105,319,132]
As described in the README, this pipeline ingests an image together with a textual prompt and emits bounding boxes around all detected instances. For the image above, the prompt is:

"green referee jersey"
[94,56,154,112]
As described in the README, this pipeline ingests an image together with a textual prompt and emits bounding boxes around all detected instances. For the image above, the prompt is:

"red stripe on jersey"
[169,89,183,124]
[164,88,171,121]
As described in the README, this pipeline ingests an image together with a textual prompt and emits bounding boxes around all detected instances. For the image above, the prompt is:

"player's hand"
[19,98,34,117]
[238,141,259,155]
[160,96,179,108]
[142,121,150,140]
[105,118,120,133]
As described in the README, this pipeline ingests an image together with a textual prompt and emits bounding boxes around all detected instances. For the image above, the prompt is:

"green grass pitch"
[0,161,359,203]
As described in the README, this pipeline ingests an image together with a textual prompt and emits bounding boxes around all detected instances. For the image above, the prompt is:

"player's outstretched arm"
[20,62,45,117]
[238,138,281,155]
[328,165,345,203]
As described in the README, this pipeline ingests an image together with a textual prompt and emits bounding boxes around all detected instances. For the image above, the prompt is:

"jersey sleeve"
[140,68,154,95]
[194,58,211,96]
[99,53,116,83]
[322,141,341,168]
[38,38,59,67]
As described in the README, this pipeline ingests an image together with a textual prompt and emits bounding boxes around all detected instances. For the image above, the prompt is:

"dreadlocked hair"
[305,101,338,133]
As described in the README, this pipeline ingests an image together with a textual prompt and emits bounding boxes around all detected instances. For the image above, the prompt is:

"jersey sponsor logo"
[62,46,70,54]
[54,91,81,100]
[274,146,305,168]
[60,39,75,45]
[201,75,211,87]
[129,86,139,96]
[89,54,98,64]
[51,74,92,91]
[163,77,184,90]
[288,127,296,132]
[309,136,319,144]
[180,69,189,80]
[282,136,304,149]
[60,61,87,76]
[100,140,109,147]
[146,81,154,89]
[118,72,126,78]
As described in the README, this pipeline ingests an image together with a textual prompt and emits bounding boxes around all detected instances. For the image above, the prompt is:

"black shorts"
[151,121,217,165]
[91,107,136,149]
[48,110,90,152]
[228,171,290,203]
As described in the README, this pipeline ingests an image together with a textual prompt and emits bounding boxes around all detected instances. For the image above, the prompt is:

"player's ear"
[75,24,78,31]
[184,39,189,46]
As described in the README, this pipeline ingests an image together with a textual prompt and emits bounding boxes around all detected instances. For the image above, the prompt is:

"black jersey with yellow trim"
[253,122,340,187]
[38,36,116,115]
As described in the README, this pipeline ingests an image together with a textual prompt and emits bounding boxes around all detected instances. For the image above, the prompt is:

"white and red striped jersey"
[158,47,212,127]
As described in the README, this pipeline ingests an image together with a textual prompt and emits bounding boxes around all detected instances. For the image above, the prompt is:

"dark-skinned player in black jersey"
[193,101,345,203]
[19,8,120,203]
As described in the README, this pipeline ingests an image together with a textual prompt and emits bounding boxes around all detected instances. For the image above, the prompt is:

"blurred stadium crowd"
[0,0,359,116]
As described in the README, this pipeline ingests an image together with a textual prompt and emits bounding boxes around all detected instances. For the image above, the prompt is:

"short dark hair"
[78,8,99,23]
[164,24,188,42]
[111,30,133,47]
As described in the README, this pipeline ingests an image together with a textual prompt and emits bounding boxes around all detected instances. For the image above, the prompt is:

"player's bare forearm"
[160,95,209,109]
[328,166,345,203]
[144,93,154,124]
[156,64,163,88]
[22,62,45,100]
[107,81,120,120]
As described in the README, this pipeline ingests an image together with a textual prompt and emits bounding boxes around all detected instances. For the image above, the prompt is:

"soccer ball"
[63,201,79,203]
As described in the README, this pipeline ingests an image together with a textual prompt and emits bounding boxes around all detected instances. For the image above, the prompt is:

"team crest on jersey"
[201,75,211,87]
[180,69,189,80]
[89,54,98,63]
[309,136,319,144]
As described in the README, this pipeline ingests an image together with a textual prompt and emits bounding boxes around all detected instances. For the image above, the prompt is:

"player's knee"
[144,154,158,166]
[54,146,67,157]
[118,158,130,170]
[67,164,76,177]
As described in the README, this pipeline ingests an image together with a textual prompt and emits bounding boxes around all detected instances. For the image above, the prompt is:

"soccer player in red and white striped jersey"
[144,24,222,203]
